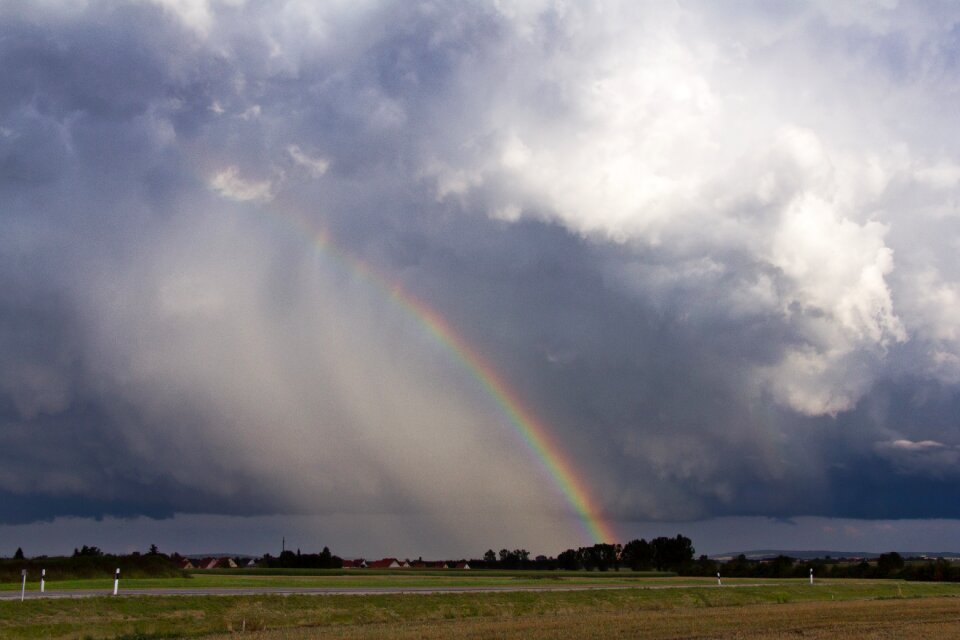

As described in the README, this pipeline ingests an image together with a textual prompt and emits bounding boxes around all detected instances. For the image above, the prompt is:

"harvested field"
[206,596,960,639]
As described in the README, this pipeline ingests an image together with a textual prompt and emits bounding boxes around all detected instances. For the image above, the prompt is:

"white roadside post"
[113,568,120,596]
[809,568,814,585]
[40,569,45,594]
[717,571,722,586]
[20,570,26,602]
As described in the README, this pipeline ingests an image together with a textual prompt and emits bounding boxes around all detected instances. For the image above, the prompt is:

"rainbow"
[265,208,616,544]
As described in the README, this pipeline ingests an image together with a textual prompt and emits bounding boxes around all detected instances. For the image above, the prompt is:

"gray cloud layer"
[2,0,960,550]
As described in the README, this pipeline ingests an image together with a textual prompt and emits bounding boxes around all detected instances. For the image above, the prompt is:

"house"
[454,562,471,570]
[197,557,238,569]
[178,558,196,570]
[342,559,368,569]
[368,558,402,569]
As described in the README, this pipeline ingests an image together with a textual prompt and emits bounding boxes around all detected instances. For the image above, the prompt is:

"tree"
[578,546,597,571]
[73,545,104,558]
[587,544,619,571]
[876,552,904,578]
[557,549,579,570]
[621,538,653,571]
[13,547,24,560]
[277,550,297,567]
[692,554,717,576]
[496,549,528,569]
[726,554,751,577]
[767,555,795,579]
[650,535,694,571]
[148,544,159,555]
[483,550,497,565]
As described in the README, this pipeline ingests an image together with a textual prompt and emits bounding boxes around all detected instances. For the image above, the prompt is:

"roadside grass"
[0,568,673,587]
[0,579,959,639]
[0,570,709,593]
[197,569,675,578]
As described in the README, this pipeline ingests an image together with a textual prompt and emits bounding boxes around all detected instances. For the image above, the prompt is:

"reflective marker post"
[113,568,120,596]
[717,571,722,586]
[20,570,26,602]
[809,568,814,585]
[40,569,45,594]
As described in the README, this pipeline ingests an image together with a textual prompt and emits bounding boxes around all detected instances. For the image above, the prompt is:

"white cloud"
[414,1,960,416]
[209,166,273,202]
[147,0,216,35]
[875,439,960,477]
[887,439,945,451]
[913,161,960,190]
[146,0,246,35]
[770,193,902,345]
[287,145,329,177]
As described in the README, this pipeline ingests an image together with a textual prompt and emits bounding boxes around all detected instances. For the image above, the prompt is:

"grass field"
[1,575,959,639]
[0,570,691,592]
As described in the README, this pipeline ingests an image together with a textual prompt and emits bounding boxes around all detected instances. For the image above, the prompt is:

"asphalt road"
[0,582,777,601]
[0,584,639,600]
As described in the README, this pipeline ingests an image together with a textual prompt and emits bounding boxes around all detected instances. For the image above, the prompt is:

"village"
[175,556,471,570]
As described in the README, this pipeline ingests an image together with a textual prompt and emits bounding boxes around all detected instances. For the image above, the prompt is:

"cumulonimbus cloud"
[1,0,959,545]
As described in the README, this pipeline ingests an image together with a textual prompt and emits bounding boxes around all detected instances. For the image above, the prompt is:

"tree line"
[474,535,696,572]
[0,544,184,583]
[6,540,960,582]
[687,552,960,582]
[258,547,343,569]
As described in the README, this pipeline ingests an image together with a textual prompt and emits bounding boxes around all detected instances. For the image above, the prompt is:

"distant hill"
[712,549,960,560]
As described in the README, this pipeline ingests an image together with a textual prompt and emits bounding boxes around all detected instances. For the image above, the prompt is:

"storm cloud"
[2,0,960,554]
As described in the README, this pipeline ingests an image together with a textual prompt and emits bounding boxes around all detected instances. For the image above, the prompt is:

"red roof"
[368,558,400,569]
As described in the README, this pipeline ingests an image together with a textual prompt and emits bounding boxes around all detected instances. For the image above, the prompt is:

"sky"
[2,0,960,559]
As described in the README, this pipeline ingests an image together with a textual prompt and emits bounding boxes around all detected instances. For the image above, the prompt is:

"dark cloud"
[1,1,960,554]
